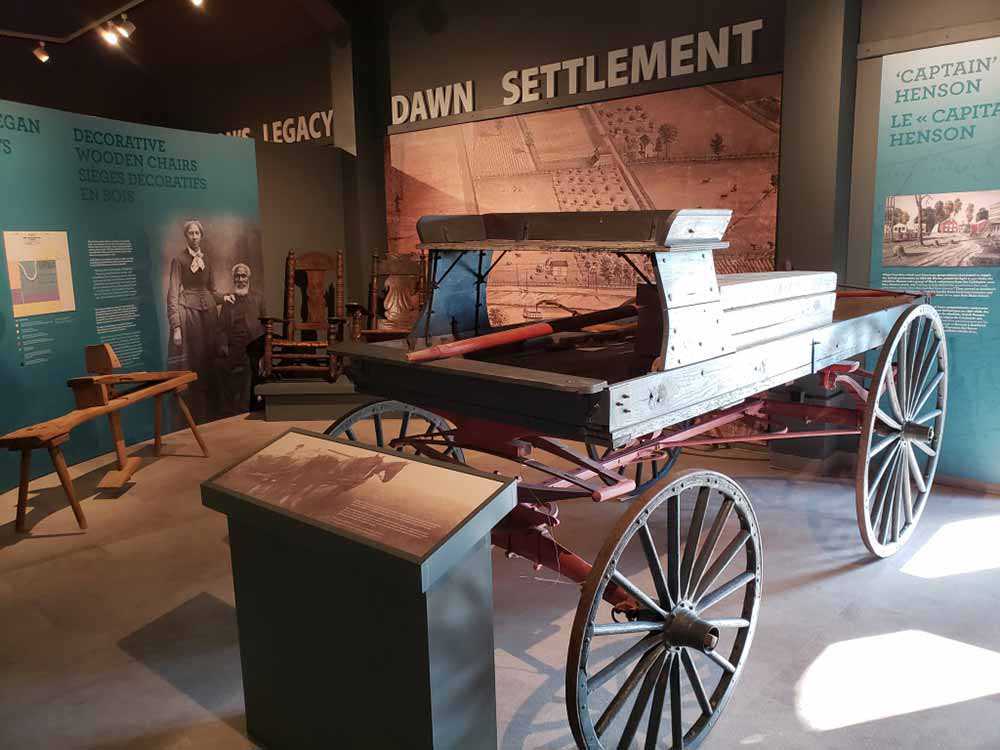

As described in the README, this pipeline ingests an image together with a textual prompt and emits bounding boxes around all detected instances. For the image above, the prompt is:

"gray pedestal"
[255,379,368,421]
[202,429,515,749]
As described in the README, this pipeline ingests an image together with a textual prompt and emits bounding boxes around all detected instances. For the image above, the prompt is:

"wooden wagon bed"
[332,210,918,446]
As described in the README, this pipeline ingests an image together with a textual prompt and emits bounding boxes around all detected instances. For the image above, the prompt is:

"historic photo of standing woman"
[161,217,264,423]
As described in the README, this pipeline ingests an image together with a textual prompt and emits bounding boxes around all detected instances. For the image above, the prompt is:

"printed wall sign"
[0,98,262,492]
[871,36,1000,486]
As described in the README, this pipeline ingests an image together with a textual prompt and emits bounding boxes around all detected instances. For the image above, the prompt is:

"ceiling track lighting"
[99,22,120,46]
[32,41,49,63]
[113,14,136,39]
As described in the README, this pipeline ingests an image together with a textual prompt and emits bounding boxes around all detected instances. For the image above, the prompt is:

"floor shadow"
[0,458,114,548]
[118,592,247,738]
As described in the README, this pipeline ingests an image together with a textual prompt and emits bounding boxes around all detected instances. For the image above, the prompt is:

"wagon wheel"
[856,304,947,558]
[324,400,465,463]
[568,470,762,749]
[586,439,681,499]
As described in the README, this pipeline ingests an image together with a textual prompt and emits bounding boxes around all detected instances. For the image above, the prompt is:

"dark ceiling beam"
[293,0,349,34]
[0,0,149,44]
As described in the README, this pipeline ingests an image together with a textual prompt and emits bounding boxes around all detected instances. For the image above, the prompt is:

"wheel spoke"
[869,431,901,459]
[915,408,942,424]
[891,464,903,543]
[619,651,667,750]
[885,368,905,423]
[681,648,713,717]
[611,571,669,619]
[639,524,673,609]
[697,571,755,613]
[867,442,901,503]
[907,318,931,412]
[344,426,357,442]
[911,439,936,457]
[708,618,751,628]
[875,406,902,432]
[373,413,384,447]
[870,448,901,532]
[906,442,928,494]
[398,411,410,441]
[590,634,661,690]
[692,530,750,603]
[910,339,941,415]
[705,648,736,674]
[635,461,645,488]
[901,454,914,525]
[594,621,666,637]
[644,653,671,750]
[595,645,665,737]
[912,372,945,418]
[680,487,710,598]
[670,652,684,749]
[897,331,909,418]
[667,495,681,604]
[686,499,734,600]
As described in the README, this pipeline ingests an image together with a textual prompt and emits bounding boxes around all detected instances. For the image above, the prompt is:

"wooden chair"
[363,251,426,343]
[261,250,346,380]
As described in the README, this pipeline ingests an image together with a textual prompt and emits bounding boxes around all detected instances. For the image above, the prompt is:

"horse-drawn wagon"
[325,210,947,749]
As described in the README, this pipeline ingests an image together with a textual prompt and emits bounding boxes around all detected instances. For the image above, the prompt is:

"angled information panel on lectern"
[203,428,516,591]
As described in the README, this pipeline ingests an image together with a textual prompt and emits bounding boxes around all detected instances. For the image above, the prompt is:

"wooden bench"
[0,345,209,532]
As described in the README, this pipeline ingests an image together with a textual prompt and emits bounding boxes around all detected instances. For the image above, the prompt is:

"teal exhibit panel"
[871,37,1000,486]
[0,99,261,491]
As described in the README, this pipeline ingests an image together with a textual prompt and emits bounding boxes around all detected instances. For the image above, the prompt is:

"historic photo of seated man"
[162,217,264,423]
[219,263,265,414]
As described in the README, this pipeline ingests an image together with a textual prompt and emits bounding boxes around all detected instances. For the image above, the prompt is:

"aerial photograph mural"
[387,74,781,323]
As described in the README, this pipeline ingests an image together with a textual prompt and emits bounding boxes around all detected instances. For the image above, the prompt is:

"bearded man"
[219,263,266,414]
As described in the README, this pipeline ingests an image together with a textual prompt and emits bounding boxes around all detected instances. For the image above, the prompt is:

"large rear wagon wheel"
[856,304,947,558]
[324,400,465,463]
[567,470,762,749]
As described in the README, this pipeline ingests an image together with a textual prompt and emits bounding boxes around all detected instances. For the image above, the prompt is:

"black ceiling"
[0,0,347,67]
[0,1,132,39]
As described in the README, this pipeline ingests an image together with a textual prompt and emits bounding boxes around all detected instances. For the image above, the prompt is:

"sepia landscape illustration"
[882,189,1000,267]
[387,75,781,323]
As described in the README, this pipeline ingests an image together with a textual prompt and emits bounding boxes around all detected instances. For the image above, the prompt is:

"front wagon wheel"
[567,470,762,749]
[325,400,465,463]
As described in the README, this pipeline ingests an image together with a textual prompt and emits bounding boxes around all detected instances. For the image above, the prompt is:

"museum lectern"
[202,428,516,749]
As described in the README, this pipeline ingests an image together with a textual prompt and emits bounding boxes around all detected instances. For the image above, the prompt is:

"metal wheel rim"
[324,399,466,463]
[856,304,947,558]
[567,470,762,749]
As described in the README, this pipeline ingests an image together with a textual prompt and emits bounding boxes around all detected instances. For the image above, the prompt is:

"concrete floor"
[1,411,999,749]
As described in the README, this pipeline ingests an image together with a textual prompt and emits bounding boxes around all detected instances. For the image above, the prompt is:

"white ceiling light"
[114,14,136,39]
[190,0,204,7]
[32,41,49,63]
[99,23,120,46]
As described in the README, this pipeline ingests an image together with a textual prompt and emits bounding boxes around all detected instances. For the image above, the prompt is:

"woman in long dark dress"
[166,220,231,418]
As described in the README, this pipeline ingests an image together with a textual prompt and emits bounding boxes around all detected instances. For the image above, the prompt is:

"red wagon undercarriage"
[373,359,883,617]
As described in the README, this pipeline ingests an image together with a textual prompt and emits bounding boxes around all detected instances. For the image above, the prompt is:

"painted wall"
[0,99,261,491]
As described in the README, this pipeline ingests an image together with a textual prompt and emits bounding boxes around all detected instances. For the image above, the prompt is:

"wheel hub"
[663,606,719,652]
[902,421,933,442]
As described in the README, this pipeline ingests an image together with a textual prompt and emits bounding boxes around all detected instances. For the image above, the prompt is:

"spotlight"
[99,23,120,46]
[114,14,136,39]
[33,42,49,63]
[190,0,204,7]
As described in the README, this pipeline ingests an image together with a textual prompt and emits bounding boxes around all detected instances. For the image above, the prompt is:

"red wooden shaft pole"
[406,303,639,362]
